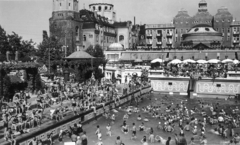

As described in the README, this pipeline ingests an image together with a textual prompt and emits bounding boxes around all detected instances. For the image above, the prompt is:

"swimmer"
[95,125,102,140]
[131,123,137,140]
[106,124,112,137]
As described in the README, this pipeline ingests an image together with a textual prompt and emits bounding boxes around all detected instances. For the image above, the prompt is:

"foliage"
[85,45,95,57]
[0,25,37,62]
[2,75,11,100]
[37,31,63,65]
[0,62,41,71]
[85,44,104,58]
[141,69,148,82]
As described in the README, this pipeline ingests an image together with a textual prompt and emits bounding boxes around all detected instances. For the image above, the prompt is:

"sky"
[0,0,240,45]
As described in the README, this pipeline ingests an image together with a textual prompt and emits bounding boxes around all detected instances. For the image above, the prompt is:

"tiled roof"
[114,21,131,28]
[82,22,95,29]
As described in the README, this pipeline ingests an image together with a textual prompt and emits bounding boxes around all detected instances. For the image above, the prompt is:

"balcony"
[166,41,172,45]
[233,40,240,44]
[146,34,152,38]
[156,33,162,37]
[233,31,240,35]
[166,33,173,37]
[156,41,162,45]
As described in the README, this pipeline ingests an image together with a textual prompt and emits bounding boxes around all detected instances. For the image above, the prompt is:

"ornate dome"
[189,24,219,33]
[215,6,232,19]
[107,43,124,51]
[182,24,223,47]
[174,8,191,19]
[199,0,207,4]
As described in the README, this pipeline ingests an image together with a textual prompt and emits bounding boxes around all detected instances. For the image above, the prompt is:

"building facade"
[49,0,83,53]
[143,0,235,48]
[145,24,175,49]
[80,9,117,50]
[231,20,240,47]
[49,0,136,53]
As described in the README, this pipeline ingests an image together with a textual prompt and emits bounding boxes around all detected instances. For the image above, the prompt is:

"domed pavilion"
[105,43,124,62]
[181,24,223,49]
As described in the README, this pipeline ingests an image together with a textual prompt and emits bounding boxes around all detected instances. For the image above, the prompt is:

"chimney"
[134,16,136,26]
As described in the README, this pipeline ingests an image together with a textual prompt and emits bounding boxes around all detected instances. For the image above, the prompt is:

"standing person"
[58,130,63,143]
[95,125,102,140]
[111,114,116,124]
[166,137,172,145]
[82,131,88,145]
[141,136,148,145]
[131,123,137,140]
[115,136,122,145]
[76,136,82,145]
[200,135,207,145]
[106,123,112,137]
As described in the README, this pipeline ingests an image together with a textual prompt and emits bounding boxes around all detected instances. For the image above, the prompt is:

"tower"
[50,0,83,54]
[198,0,208,12]
[53,0,79,12]
[89,0,116,23]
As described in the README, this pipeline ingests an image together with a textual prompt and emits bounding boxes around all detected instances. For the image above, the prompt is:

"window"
[175,29,178,34]
[227,36,230,40]
[69,3,70,6]
[93,6,95,11]
[99,6,101,11]
[75,26,79,36]
[83,35,86,41]
[228,28,230,33]
[157,30,162,34]
[60,3,61,6]
[119,35,124,41]
[222,28,225,33]
[105,6,108,10]
[89,34,93,38]
[205,28,210,31]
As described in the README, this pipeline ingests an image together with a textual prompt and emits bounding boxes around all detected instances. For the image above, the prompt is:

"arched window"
[75,26,79,36]
[119,35,124,41]
[105,6,108,10]
[83,35,86,41]
[99,6,102,11]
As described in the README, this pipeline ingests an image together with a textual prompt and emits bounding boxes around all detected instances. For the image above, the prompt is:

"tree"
[37,31,63,71]
[0,25,9,56]
[0,25,37,62]
[85,45,95,56]
[94,44,104,57]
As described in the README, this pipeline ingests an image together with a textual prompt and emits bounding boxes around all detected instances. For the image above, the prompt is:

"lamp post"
[48,47,51,75]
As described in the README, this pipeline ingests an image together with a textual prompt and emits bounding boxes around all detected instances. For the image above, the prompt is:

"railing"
[233,31,240,35]
[124,47,240,51]
[2,86,151,145]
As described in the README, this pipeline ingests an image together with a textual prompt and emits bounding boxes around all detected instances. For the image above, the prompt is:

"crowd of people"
[163,63,239,79]
[108,95,240,145]
[0,72,148,144]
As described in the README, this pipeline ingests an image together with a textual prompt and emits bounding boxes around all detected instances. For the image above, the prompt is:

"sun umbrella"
[169,59,182,64]
[233,59,239,64]
[183,59,196,63]
[208,59,220,64]
[151,58,164,63]
[197,60,208,64]
[222,59,233,63]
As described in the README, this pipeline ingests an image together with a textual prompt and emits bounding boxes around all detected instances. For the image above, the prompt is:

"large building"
[145,23,175,49]
[231,20,240,47]
[49,0,135,53]
[49,0,83,54]
[144,0,238,49]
